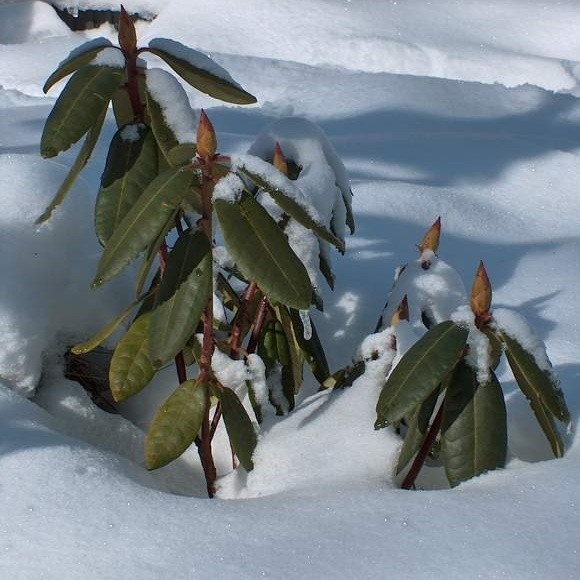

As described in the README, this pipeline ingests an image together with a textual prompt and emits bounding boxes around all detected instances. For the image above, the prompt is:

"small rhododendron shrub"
[351,219,569,488]
[39,7,351,497]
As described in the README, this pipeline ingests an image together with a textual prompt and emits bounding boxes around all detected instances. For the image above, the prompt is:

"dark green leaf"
[215,192,313,310]
[43,39,116,93]
[146,88,179,162]
[319,250,335,290]
[273,305,304,392]
[521,390,565,458]
[396,388,440,475]
[145,379,208,469]
[502,333,569,423]
[95,125,158,244]
[93,167,195,286]
[289,309,330,384]
[375,321,468,427]
[149,230,213,366]
[145,40,256,105]
[41,65,123,158]
[135,210,178,297]
[237,164,345,253]
[217,386,257,471]
[111,73,147,128]
[481,326,503,371]
[343,188,355,234]
[36,102,107,225]
[441,363,507,487]
[109,312,155,402]
[168,143,197,167]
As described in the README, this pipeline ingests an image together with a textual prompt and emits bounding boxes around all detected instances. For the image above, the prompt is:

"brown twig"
[401,403,445,490]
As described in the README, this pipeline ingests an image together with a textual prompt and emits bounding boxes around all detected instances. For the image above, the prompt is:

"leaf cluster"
[371,221,570,488]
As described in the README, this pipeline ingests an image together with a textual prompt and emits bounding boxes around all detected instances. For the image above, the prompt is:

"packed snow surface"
[0,1,579,579]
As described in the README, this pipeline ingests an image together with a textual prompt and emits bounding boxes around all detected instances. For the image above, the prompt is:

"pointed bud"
[118,6,137,54]
[418,217,441,256]
[196,110,217,161]
[273,142,288,176]
[471,261,493,325]
[390,295,409,327]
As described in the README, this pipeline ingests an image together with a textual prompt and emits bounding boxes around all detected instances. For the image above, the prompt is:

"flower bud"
[273,142,288,176]
[196,109,217,161]
[471,261,493,325]
[118,6,137,54]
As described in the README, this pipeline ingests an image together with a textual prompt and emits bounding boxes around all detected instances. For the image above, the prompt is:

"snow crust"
[1,0,580,578]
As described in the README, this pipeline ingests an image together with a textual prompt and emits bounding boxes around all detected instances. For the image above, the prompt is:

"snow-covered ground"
[0,1,579,578]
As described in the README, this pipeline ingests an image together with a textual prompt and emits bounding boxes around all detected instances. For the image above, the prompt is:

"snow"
[145,67,196,144]
[119,122,145,142]
[492,307,553,372]
[212,172,244,203]
[1,0,580,578]
[90,45,124,68]
[146,37,244,90]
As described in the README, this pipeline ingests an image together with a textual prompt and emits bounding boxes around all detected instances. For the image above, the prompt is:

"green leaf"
[36,103,107,225]
[145,41,256,105]
[111,73,147,128]
[273,305,304,392]
[375,321,468,428]
[43,39,116,94]
[501,333,569,423]
[145,379,208,469]
[215,192,313,310]
[149,230,213,366]
[396,388,440,475]
[71,294,145,355]
[481,326,503,371]
[168,143,197,167]
[319,250,335,290]
[343,188,355,234]
[441,362,507,487]
[217,386,257,471]
[145,88,180,163]
[95,125,158,245]
[521,390,565,458]
[93,167,195,286]
[41,65,123,158]
[237,164,345,253]
[109,312,155,402]
[135,211,178,297]
[289,309,330,384]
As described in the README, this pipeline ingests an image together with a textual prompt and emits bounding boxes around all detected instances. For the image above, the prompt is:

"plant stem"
[401,403,444,490]
[229,282,258,358]
[196,162,218,497]
[246,296,270,355]
[123,50,144,122]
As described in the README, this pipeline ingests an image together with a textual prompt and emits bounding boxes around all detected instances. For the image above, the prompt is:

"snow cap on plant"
[197,109,217,161]
[471,261,492,326]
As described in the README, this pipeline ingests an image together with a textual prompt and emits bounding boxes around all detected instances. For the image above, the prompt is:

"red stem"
[246,296,270,355]
[401,403,445,490]
[229,282,258,358]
